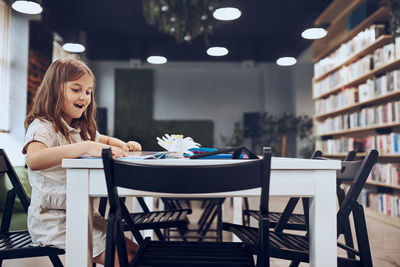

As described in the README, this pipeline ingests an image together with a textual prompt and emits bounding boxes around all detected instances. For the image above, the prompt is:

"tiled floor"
[3,197,400,267]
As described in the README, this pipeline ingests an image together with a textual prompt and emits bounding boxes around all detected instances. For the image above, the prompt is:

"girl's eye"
[86,91,92,95]
[72,88,80,92]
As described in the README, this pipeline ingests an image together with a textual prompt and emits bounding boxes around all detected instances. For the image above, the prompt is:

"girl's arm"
[26,140,127,171]
[98,134,142,152]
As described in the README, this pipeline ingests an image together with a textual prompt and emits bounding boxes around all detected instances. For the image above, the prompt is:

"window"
[0,0,12,131]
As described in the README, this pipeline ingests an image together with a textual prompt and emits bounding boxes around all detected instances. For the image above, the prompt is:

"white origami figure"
[156,134,200,153]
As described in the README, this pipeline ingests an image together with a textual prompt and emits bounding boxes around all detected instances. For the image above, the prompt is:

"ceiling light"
[276,57,297,66]
[301,27,327,40]
[62,43,85,53]
[207,47,228,56]
[147,56,167,64]
[213,7,241,21]
[12,0,42,15]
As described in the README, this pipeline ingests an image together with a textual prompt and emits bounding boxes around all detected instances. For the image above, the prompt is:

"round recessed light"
[12,0,42,15]
[62,43,85,53]
[207,47,229,56]
[213,7,241,21]
[276,57,297,66]
[147,56,167,64]
[301,28,327,40]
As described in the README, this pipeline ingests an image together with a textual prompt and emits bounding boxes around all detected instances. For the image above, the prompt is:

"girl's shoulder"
[27,118,56,132]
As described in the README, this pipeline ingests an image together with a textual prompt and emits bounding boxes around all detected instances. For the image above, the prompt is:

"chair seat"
[124,208,192,231]
[130,237,254,267]
[244,210,307,231]
[221,223,309,262]
[0,230,64,259]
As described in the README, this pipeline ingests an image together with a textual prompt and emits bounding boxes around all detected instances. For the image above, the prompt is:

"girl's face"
[62,73,94,125]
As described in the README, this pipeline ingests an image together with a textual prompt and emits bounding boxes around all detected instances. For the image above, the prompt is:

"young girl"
[23,56,140,265]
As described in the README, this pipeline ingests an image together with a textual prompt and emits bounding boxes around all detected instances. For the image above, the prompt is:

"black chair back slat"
[112,160,263,194]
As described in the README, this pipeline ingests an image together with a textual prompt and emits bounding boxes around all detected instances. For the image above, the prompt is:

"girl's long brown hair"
[25,56,97,142]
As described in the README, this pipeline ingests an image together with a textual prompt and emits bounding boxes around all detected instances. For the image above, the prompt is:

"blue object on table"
[195,154,244,159]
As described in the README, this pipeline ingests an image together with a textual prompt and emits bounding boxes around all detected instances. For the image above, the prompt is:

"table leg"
[66,168,92,267]
[309,170,337,267]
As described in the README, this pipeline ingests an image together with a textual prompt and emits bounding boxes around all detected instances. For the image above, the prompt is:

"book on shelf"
[356,188,400,218]
[317,133,400,155]
[370,163,400,186]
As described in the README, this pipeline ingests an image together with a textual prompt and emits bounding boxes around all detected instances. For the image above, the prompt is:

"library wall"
[91,60,295,147]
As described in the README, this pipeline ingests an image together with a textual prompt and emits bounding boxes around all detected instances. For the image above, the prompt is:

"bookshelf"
[312,0,400,227]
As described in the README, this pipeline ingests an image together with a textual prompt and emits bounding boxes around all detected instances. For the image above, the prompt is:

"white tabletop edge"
[62,157,341,170]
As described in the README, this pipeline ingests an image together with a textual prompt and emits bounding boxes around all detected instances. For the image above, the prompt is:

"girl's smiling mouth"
[74,103,84,109]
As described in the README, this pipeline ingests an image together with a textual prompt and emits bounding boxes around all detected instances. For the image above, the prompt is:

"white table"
[62,157,340,267]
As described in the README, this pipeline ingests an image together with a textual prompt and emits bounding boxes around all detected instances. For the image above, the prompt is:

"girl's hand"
[85,141,127,158]
[125,141,142,151]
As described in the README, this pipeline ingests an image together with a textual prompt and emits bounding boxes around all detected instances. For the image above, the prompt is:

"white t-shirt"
[23,118,106,257]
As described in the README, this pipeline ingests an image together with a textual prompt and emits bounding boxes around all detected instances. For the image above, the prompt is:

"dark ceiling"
[42,0,333,62]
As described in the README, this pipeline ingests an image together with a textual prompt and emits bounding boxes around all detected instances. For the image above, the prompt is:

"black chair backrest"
[0,149,30,232]
[336,150,378,238]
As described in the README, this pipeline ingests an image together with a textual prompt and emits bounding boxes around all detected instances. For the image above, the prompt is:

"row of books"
[359,69,400,101]
[316,100,400,134]
[315,69,400,116]
[317,133,400,154]
[369,163,400,186]
[315,87,357,115]
[314,24,386,77]
[314,42,396,98]
[362,191,400,217]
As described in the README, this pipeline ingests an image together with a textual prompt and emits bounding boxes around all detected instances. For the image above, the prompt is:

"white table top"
[62,156,341,169]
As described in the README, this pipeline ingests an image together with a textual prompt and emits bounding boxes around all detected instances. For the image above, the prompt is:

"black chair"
[101,147,272,267]
[242,150,324,231]
[0,149,65,267]
[243,150,357,234]
[222,149,378,267]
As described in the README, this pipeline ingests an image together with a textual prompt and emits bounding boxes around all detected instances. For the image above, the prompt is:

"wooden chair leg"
[288,261,300,267]
[198,200,214,227]
[198,199,225,241]
[353,204,373,267]
[105,215,116,267]
[243,197,250,226]
[98,197,108,217]
[274,197,300,232]
[217,198,223,242]
[337,184,355,259]
[49,255,64,267]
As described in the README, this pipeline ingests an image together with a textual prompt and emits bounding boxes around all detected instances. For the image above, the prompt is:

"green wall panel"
[114,69,213,150]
